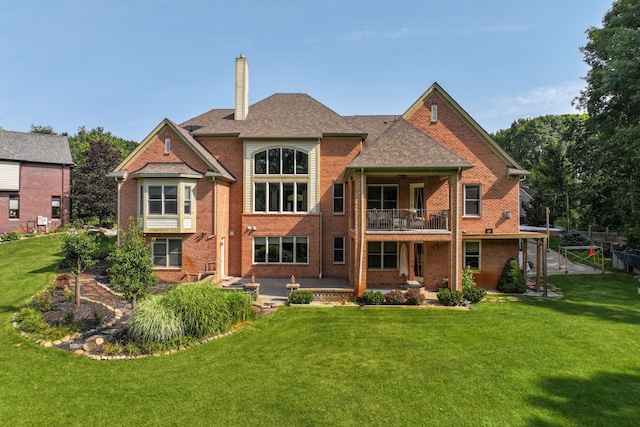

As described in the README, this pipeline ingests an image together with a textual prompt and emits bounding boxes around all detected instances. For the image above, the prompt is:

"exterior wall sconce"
[503,210,512,219]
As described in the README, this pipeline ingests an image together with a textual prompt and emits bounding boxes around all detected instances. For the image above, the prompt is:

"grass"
[2,237,640,425]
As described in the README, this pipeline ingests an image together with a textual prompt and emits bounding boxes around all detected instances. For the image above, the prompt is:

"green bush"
[497,258,527,294]
[405,288,425,305]
[162,284,231,338]
[2,231,22,242]
[29,288,54,312]
[289,290,314,304]
[128,295,185,343]
[463,287,486,304]
[358,290,384,305]
[223,291,257,323]
[437,288,463,306]
[461,266,486,303]
[383,290,406,305]
[15,307,49,334]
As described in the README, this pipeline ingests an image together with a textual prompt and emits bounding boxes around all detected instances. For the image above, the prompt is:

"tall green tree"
[107,218,157,308]
[68,126,137,167]
[72,139,121,223]
[61,230,99,306]
[493,115,585,228]
[576,0,640,242]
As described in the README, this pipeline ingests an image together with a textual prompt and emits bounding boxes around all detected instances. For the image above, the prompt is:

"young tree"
[72,139,121,224]
[576,0,640,242]
[61,230,99,306]
[107,218,157,308]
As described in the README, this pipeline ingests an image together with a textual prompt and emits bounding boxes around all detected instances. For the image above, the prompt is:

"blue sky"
[0,0,612,142]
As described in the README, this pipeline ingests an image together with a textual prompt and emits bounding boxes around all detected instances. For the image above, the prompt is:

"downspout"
[358,168,365,293]
[318,211,323,278]
[212,178,217,236]
[116,178,122,246]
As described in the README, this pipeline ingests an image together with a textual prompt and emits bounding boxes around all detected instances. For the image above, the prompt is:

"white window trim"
[153,238,182,269]
[463,184,482,217]
[244,141,318,214]
[252,236,309,265]
[463,240,481,271]
[367,241,398,271]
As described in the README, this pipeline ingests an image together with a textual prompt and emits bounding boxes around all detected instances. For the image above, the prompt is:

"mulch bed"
[41,289,115,331]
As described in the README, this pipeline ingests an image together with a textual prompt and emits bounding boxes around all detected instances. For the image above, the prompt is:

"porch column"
[449,170,461,291]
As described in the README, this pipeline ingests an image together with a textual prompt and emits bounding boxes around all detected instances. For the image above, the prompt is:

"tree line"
[494,0,640,244]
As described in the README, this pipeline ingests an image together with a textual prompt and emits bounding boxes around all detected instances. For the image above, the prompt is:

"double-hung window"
[463,184,481,217]
[367,241,397,270]
[253,236,308,264]
[51,196,61,219]
[254,148,309,213]
[333,236,345,264]
[367,185,398,210]
[464,241,481,270]
[148,185,178,215]
[333,182,344,214]
[9,195,19,219]
[153,238,182,268]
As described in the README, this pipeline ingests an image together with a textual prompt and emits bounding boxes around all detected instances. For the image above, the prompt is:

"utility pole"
[544,207,549,297]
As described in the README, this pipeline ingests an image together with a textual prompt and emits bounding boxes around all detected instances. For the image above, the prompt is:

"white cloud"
[340,27,417,41]
[478,82,586,131]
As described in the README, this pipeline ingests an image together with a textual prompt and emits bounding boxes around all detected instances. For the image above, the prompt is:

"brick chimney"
[235,54,249,121]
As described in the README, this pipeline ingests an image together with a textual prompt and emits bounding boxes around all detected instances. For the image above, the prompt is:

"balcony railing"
[366,209,449,232]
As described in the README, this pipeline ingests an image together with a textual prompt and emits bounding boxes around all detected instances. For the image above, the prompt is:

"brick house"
[110,56,545,292]
[0,129,73,234]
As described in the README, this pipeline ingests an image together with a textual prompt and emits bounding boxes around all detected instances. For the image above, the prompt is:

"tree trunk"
[132,294,137,309]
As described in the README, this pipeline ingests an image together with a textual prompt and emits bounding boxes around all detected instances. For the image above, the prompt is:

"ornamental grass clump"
[161,284,231,338]
[223,290,257,322]
[128,295,185,343]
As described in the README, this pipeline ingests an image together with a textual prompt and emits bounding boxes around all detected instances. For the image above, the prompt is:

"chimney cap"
[239,54,245,59]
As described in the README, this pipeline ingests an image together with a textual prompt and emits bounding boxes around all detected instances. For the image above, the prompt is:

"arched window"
[253,148,309,213]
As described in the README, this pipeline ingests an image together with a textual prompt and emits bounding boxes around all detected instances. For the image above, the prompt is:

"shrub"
[405,288,425,305]
[497,258,527,293]
[15,307,49,334]
[437,288,463,306]
[2,231,22,242]
[463,287,486,304]
[461,266,486,303]
[223,291,257,323]
[29,288,54,312]
[358,290,384,305]
[383,290,406,305]
[128,295,185,342]
[102,342,123,356]
[161,284,231,338]
[289,290,314,304]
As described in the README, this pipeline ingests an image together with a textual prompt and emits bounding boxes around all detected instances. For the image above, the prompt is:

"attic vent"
[430,104,438,123]
[164,138,171,154]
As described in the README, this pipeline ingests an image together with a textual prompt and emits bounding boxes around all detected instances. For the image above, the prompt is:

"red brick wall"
[0,162,71,234]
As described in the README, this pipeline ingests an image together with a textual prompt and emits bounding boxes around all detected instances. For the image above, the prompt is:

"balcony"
[366,209,449,232]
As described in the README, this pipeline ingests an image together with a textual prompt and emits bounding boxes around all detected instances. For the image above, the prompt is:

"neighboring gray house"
[0,129,74,234]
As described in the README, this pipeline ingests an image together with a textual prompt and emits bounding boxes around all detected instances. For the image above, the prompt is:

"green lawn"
[2,236,640,426]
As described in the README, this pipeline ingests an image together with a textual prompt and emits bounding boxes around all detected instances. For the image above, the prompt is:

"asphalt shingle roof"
[347,118,474,169]
[0,129,73,165]
[181,93,366,138]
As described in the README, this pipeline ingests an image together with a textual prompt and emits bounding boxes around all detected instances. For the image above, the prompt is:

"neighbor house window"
[367,241,397,270]
[333,236,345,264]
[367,185,398,210]
[51,196,61,219]
[9,195,19,219]
[463,184,481,216]
[253,148,309,213]
[153,238,182,268]
[333,182,344,214]
[148,185,178,215]
[253,236,308,264]
[464,241,481,270]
